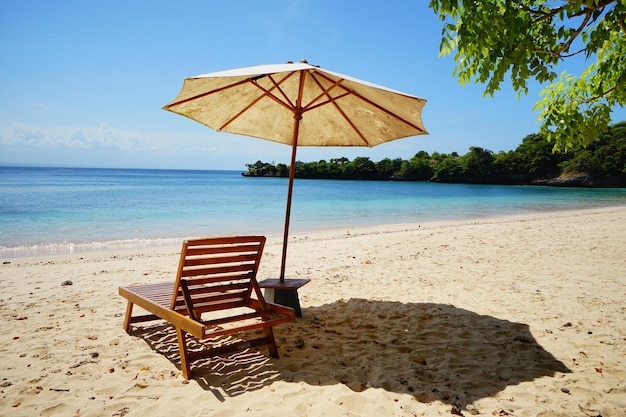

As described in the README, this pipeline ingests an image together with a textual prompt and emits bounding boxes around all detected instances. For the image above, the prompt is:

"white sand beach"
[1,207,625,416]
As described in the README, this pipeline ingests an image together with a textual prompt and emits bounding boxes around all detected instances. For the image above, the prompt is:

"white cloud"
[0,122,162,151]
[0,122,290,169]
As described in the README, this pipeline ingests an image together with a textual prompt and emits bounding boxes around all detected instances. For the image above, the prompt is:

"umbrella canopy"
[163,60,428,281]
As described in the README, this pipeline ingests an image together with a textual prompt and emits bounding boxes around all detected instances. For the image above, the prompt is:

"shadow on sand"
[132,298,570,407]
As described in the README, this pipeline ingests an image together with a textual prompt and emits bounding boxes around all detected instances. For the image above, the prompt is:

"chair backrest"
[170,236,268,317]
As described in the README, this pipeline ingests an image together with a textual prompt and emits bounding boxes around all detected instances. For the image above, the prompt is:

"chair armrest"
[249,298,295,321]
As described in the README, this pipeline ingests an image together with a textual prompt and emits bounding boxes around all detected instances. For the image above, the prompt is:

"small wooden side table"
[257,278,310,318]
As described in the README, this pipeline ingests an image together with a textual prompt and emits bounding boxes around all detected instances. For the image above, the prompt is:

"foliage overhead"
[428,0,626,151]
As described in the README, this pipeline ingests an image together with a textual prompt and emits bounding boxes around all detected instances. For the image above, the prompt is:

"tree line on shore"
[243,122,626,187]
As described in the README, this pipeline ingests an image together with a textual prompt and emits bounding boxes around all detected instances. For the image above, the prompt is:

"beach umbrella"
[163,60,428,282]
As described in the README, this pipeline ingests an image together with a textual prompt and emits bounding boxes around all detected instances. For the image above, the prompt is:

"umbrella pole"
[279,111,302,282]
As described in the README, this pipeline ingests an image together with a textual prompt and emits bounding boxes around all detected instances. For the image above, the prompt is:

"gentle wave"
[0,237,188,258]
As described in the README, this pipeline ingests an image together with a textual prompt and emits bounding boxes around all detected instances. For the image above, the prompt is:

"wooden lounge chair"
[118,236,295,379]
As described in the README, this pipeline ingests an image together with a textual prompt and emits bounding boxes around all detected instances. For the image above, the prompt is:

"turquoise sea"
[1,166,625,258]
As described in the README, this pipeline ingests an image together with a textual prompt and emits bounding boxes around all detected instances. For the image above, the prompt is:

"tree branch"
[527,1,619,59]
[554,7,593,56]
[522,4,568,24]
[583,85,617,104]
[533,47,586,59]
[618,15,626,35]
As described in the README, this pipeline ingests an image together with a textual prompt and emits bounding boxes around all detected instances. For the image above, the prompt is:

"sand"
[1,207,625,416]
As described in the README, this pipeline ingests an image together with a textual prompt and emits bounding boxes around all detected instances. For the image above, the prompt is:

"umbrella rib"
[241,75,297,114]
[314,71,428,135]
[164,78,251,109]
[218,89,267,131]
[349,90,427,134]
[306,73,370,146]
[301,77,344,110]
[305,91,351,112]
[266,73,297,110]
[220,73,297,131]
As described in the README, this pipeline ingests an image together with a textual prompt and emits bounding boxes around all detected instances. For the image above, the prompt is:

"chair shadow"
[130,298,570,407]
[133,324,282,400]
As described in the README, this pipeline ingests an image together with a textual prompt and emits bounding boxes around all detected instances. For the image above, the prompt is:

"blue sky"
[1,1,624,170]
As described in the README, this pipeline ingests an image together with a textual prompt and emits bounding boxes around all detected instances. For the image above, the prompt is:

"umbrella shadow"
[275,298,571,407]
[130,298,570,406]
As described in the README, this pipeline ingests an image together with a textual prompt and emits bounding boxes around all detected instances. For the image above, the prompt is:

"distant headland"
[243,122,626,188]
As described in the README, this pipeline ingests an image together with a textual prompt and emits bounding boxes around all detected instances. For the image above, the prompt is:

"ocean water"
[1,166,625,258]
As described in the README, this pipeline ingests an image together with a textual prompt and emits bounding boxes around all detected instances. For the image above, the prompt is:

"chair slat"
[173,287,249,307]
[185,244,262,257]
[183,253,257,267]
[193,299,248,313]
[180,281,250,295]
[185,236,265,247]
[180,264,255,279]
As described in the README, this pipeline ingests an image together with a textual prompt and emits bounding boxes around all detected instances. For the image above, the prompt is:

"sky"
[1,1,624,171]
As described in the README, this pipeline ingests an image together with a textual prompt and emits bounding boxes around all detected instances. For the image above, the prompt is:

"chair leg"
[264,326,279,358]
[123,302,134,332]
[176,328,191,379]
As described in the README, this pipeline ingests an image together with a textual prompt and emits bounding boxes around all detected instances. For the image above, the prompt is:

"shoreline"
[3,205,625,260]
[1,207,624,416]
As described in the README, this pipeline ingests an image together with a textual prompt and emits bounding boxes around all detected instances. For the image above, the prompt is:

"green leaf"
[429,0,623,150]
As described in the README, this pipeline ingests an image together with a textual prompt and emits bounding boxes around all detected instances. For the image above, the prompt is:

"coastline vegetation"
[243,122,626,187]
